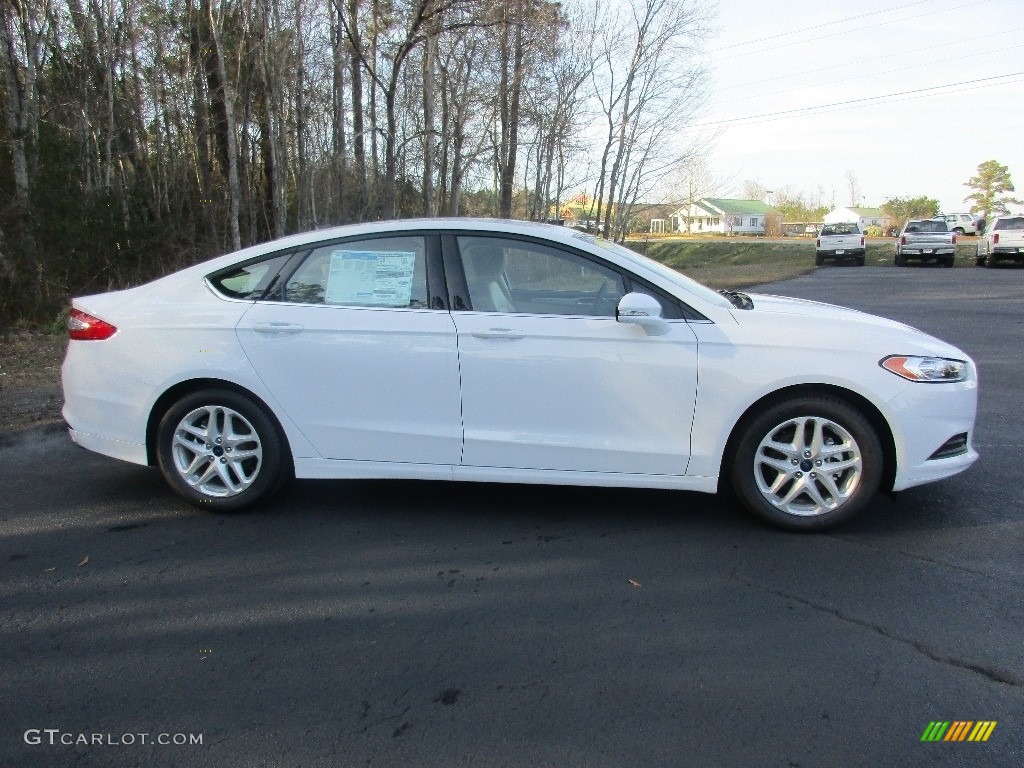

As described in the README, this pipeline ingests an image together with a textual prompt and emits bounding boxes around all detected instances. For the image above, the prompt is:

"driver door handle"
[471,328,526,340]
[253,322,305,335]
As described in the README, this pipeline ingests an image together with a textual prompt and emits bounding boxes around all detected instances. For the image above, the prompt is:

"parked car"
[895,219,957,267]
[941,212,983,236]
[62,219,978,531]
[975,215,1024,267]
[815,223,865,266]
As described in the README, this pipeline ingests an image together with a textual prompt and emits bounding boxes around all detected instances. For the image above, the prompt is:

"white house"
[823,207,884,230]
[669,198,771,235]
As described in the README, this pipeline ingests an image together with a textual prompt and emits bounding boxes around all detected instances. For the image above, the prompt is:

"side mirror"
[616,292,670,336]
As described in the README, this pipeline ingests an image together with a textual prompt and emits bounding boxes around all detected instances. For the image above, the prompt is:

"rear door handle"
[471,328,526,340]
[253,322,305,335]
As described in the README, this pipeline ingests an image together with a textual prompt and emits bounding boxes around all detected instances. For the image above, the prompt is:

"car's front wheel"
[156,388,288,511]
[730,396,883,531]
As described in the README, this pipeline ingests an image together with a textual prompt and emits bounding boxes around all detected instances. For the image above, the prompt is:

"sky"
[700,0,1024,213]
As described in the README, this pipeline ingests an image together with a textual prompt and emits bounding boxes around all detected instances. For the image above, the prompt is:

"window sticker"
[325,250,417,307]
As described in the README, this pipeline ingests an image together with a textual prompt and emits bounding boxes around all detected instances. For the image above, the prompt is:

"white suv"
[942,213,982,236]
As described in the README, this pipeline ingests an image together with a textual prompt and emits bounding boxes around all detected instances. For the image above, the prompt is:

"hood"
[738,293,965,358]
[747,293,921,331]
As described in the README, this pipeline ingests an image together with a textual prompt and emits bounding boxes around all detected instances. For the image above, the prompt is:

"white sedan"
[62,219,978,530]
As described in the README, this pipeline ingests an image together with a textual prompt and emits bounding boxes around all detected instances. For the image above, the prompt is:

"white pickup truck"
[894,219,956,267]
[975,215,1024,267]
[815,223,865,266]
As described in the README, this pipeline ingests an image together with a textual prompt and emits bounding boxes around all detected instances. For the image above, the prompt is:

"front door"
[451,235,699,476]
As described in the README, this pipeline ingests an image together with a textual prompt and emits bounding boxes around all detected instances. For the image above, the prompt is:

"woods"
[0,0,709,326]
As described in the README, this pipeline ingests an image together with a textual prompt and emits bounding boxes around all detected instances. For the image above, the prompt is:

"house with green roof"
[823,206,885,229]
[669,198,772,235]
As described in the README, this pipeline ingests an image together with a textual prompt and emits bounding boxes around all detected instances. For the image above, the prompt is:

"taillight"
[993,233,999,244]
[816,238,820,247]
[68,308,117,340]
[860,236,865,247]
[951,233,957,245]
[900,235,907,245]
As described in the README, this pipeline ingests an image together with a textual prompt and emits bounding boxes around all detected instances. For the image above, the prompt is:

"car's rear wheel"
[894,251,906,266]
[986,254,998,268]
[942,256,954,268]
[855,255,866,266]
[156,388,288,511]
[814,253,824,266]
[730,396,883,531]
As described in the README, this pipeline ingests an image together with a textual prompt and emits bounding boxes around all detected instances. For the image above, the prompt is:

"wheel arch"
[145,378,294,469]
[717,383,898,494]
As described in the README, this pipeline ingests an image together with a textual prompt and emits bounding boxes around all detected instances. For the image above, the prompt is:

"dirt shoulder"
[0,331,67,440]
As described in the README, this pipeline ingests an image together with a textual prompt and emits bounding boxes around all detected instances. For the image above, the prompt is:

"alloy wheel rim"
[753,415,862,517]
[171,405,263,497]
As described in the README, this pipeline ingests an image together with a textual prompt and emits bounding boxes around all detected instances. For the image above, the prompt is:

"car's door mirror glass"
[616,292,670,335]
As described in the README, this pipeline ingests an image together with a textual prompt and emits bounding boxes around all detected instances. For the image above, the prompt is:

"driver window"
[458,236,625,317]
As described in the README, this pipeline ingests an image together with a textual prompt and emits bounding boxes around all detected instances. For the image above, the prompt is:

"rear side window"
[284,236,428,308]
[208,252,292,299]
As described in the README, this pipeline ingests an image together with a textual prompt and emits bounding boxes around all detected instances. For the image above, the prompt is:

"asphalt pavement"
[1,265,1022,767]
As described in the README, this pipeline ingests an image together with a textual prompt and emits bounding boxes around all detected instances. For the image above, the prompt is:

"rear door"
[236,232,463,465]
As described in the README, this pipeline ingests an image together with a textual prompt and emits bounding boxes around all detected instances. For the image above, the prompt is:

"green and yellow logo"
[921,721,997,742]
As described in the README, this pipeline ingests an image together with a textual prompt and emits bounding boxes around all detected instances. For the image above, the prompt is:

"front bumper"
[886,372,979,491]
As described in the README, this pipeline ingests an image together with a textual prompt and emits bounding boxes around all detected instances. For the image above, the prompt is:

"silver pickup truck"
[815,223,865,266]
[894,219,956,267]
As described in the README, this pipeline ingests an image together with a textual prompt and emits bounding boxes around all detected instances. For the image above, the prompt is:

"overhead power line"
[693,71,1024,128]
[714,0,993,61]
[710,0,941,52]
[716,43,1024,105]
[715,26,1024,92]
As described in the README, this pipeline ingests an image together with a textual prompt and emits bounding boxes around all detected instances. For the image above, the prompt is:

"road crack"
[730,571,1021,687]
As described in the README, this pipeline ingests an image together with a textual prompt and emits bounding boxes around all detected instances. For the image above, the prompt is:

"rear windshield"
[994,217,1024,231]
[821,224,859,235]
[905,220,948,233]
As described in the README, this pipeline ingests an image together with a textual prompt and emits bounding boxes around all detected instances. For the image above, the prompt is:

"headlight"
[880,355,967,382]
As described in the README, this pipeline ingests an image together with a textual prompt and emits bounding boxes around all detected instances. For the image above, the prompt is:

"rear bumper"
[817,248,865,257]
[68,427,148,465]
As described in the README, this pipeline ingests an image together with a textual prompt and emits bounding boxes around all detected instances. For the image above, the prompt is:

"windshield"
[575,234,733,309]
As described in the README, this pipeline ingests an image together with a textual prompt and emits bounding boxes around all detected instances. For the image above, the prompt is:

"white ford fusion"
[62,219,978,530]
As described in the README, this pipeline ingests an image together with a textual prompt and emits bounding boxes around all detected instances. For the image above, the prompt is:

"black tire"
[729,396,883,531]
[894,251,906,266]
[953,227,965,236]
[855,255,866,267]
[986,254,998,268]
[975,255,985,267]
[942,256,954,268]
[156,388,289,511]
[814,253,824,266]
